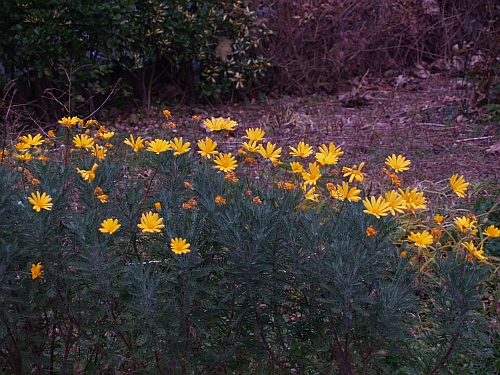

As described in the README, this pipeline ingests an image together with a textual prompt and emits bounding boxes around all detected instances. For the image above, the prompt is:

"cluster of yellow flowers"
[9,132,51,163]
[11,111,497,278]
[403,210,500,263]
[72,122,115,181]
[119,117,426,217]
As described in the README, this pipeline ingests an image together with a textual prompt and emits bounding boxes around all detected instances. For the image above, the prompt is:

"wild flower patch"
[0,113,498,374]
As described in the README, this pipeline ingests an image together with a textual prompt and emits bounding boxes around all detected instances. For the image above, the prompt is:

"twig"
[1,84,16,165]
[85,78,122,120]
[455,136,493,143]
[417,123,447,127]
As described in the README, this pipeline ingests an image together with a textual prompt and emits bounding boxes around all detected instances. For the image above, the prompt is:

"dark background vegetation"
[0,0,499,123]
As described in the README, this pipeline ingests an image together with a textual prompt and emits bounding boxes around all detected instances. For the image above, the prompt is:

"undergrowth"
[0,112,499,374]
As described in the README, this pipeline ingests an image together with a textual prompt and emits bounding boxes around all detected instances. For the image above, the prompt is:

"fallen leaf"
[486,142,500,153]
[414,63,431,79]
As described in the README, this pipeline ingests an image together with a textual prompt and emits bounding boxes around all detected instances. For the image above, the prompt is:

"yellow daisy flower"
[99,218,121,234]
[147,139,172,154]
[96,131,115,140]
[304,186,319,201]
[453,216,478,235]
[214,153,237,172]
[76,163,98,183]
[362,196,390,219]
[58,116,81,129]
[242,140,260,153]
[15,142,31,152]
[407,231,434,248]
[20,134,45,147]
[31,262,43,279]
[170,137,191,156]
[137,212,165,233]
[290,161,305,174]
[90,145,107,161]
[398,187,427,213]
[197,137,218,159]
[15,153,33,161]
[222,118,238,131]
[342,162,365,183]
[483,225,500,238]
[383,190,407,215]
[335,181,361,202]
[28,191,53,212]
[170,237,191,255]
[72,134,95,150]
[84,119,98,128]
[328,185,343,200]
[124,135,145,152]
[434,214,444,225]
[449,174,469,198]
[289,141,313,158]
[244,128,265,142]
[203,117,226,131]
[385,154,411,173]
[302,162,322,186]
[462,241,487,261]
[315,142,344,165]
[258,142,282,163]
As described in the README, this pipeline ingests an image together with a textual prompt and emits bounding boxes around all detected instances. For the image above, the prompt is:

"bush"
[251,0,500,95]
[0,1,271,116]
[0,115,497,374]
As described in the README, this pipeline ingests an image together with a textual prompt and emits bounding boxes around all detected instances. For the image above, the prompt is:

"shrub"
[251,0,500,95]
[0,115,497,374]
[0,1,271,116]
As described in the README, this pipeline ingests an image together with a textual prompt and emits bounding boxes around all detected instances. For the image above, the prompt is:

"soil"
[113,75,500,211]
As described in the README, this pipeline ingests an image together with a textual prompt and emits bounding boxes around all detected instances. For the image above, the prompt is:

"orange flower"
[252,196,263,205]
[365,226,378,236]
[183,197,198,209]
[215,196,226,204]
[224,171,239,182]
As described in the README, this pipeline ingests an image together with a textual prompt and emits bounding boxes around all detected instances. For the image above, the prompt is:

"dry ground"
[114,75,500,212]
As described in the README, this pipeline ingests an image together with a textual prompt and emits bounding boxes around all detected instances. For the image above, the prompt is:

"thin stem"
[145,167,158,199]
[64,127,70,167]
[48,315,56,372]
[95,263,132,352]
[253,299,288,373]
[427,316,464,375]
[1,84,15,165]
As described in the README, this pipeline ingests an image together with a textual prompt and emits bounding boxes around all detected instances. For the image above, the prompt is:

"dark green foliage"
[0,153,492,374]
[0,0,271,111]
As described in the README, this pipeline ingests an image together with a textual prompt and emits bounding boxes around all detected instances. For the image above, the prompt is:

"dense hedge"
[0,0,498,115]
[0,0,271,116]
